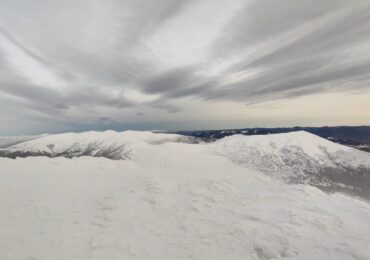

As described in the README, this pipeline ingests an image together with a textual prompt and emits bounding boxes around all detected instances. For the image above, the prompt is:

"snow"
[212,131,370,173]
[0,135,44,148]
[0,131,370,259]
[3,130,370,169]
[1,130,198,159]
[214,131,349,160]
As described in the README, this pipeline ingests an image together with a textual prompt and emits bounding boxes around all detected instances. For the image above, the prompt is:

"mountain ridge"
[1,130,370,200]
[176,125,370,152]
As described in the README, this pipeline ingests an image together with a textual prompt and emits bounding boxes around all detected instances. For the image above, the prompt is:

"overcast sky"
[1,0,370,135]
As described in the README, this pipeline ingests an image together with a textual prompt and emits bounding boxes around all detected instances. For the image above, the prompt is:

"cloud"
[0,0,370,134]
[140,66,207,97]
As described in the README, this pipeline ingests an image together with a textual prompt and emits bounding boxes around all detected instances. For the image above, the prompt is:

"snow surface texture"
[0,131,370,259]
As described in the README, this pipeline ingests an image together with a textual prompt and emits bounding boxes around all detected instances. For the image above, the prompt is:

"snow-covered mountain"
[0,135,46,148]
[2,130,368,167]
[0,130,199,160]
[1,130,370,199]
[213,131,370,171]
[1,130,370,259]
[176,126,370,152]
[212,131,370,198]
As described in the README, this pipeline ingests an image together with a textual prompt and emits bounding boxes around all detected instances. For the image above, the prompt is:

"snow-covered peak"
[212,131,370,176]
[215,130,350,157]
[0,130,198,159]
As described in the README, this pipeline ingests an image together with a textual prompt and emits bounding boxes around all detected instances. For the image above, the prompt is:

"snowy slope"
[211,131,370,195]
[1,156,370,260]
[1,131,370,259]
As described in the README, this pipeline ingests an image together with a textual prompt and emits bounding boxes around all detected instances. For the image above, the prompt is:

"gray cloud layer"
[1,0,370,134]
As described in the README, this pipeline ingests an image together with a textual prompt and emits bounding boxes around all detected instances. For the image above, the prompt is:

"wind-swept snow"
[1,156,370,260]
[0,131,370,259]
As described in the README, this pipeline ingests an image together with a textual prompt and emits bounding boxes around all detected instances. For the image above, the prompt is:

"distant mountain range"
[175,126,370,152]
